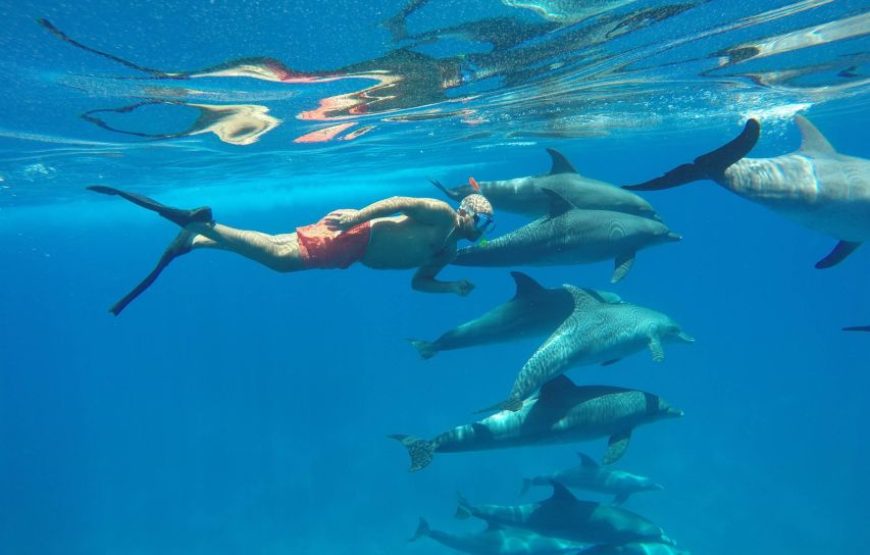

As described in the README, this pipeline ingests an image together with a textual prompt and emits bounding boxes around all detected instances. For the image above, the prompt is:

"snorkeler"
[87,184,494,315]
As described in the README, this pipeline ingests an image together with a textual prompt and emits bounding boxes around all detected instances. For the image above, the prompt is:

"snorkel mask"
[459,177,494,242]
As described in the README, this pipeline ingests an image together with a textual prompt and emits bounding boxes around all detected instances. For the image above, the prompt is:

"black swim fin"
[109,236,191,316]
[88,185,213,227]
[624,119,761,191]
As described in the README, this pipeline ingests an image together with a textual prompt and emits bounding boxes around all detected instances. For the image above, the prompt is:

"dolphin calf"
[455,482,674,546]
[390,375,682,470]
[488,286,693,414]
[625,116,870,268]
[452,190,681,283]
[409,271,620,359]
[409,517,584,555]
[433,148,658,219]
[580,542,691,555]
[521,452,664,504]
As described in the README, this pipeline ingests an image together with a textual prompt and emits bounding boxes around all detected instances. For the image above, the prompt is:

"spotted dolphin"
[452,190,681,283]
[433,148,658,218]
[580,542,691,555]
[455,482,674,546]
[409,517,585,555]
[625,116,870,268]
[409,271,620,359]
[521,452,664,504]
[488,286,692,414]
[390,375,682,470]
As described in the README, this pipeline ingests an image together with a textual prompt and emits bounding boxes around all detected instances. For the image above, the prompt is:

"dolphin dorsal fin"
[547,481,578,503]
[538,375,576,403]
[796,115,835,154]
[578,452,599,468]
[541,188,575,218]
[546,148,578,175]
[511,271,545,299]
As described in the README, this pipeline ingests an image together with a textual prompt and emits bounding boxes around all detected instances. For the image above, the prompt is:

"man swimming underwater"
[88,184,494,315]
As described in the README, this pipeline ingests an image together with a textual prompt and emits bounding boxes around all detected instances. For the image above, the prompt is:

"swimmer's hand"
[323,210,358,231]
[452,280,475,296]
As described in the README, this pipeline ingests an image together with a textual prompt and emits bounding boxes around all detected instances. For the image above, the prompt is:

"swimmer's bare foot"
[88,185,213,227]
[109,229,195,316]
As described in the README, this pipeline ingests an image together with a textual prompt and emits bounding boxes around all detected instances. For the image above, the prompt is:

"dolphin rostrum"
[409,271,620,359]
[390,375,682,470]
[455,482,675,546]
[433,148,658,219]
[488,286,693,413]
[452,190,681,283]
[625,116,870,268]
[409,517,584,555]
[521,452,664,504]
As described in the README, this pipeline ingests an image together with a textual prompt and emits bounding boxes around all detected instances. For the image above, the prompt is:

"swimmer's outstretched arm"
[412,258,475,296]
[328,196,455,229]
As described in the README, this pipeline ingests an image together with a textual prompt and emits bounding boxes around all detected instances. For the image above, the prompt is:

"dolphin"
[521,452,664,504]
[488,286,693,414]
[579,542,691,555]
[390,375,683,470]
[624,116,870,268]
[843,325,870,332]
[433,148,658,219]
[455,482,674,546]
[409,517,585,555]
[452,190,681,283]
[409,271,621,359]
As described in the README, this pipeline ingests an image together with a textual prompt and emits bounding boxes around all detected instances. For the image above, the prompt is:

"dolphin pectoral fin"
[649,337,665,362]
[844,325,870,332]
[389,434,436,472]
[815,240,861,269]
[624,119,760,191]
[611,252,635,283]
[612,492,631,505]
[429,177,467,201]
[455,493,473,519]
[477,397,524,414]
[541,188,576,218]
[601,359,622,366]
[546,148,578,175]
[604,430,632,464]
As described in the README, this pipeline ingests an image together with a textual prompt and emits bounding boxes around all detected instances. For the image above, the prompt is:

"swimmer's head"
[458,193,494,240]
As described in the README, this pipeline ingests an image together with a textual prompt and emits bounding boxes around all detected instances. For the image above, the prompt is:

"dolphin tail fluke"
[408,517,430,542]
[88,185,214,227]
[108,230,192,316]
[389,434,435,472]
[476,397,523,414]
[624,119,760,191]
[815,240,861,269]
[407,339,437,359]
[429,177,466,201]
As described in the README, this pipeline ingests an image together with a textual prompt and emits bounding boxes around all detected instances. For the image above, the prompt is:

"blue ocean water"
[1,1,868,554]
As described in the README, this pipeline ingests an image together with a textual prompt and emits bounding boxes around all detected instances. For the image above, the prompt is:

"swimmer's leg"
[186,222,306,272]
[109,229,199,316]
[87,185,213,227]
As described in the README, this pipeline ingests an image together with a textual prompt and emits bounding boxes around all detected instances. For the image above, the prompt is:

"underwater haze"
[1,1,869,554]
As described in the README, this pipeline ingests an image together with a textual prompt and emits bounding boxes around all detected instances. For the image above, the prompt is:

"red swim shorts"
[296,213,372,269]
